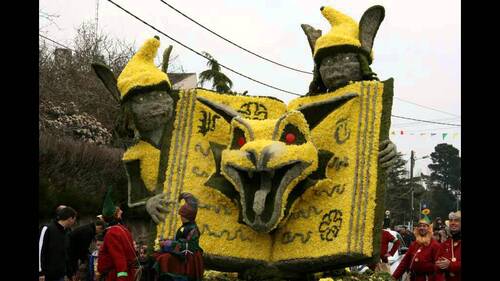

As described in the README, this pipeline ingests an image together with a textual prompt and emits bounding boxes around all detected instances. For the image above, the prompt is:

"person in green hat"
[392,215,441,281]
[97,187,138,281]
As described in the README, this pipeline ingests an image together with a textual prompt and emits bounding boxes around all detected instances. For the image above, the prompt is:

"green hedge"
[39,133,148,219]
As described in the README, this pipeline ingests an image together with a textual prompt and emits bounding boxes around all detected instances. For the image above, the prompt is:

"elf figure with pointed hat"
[154,192,204,281]
[98,187,137,281]
[393,214,441,281]
[92,36,176,224]
[301,5,398,170]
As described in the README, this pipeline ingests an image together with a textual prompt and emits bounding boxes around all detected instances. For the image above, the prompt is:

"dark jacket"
[39,220,71,279]
[68,222,97,276]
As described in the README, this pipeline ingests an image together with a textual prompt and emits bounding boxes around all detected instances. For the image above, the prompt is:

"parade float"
[93,4,395,280]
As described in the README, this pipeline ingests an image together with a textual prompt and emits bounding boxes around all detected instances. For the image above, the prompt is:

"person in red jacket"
[392,215,440,281]
[97,187,138,281]
[435,211,461,281]
[368,227,400,272]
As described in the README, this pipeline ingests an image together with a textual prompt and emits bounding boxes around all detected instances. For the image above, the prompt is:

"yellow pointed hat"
[117,37,171,100]
[313,6,367,63]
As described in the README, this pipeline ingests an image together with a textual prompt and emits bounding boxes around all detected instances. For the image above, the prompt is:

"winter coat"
[435,237,461,281]
[98,224,137,281]
[393,238,440,281]
[39,220,71,280]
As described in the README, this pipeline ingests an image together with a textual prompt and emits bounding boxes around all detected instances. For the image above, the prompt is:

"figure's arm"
[124,160,154,207]
[379,139,397,169]
[388,239,400,257]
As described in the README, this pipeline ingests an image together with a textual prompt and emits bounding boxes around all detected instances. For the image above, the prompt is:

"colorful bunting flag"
[389,130,459,138]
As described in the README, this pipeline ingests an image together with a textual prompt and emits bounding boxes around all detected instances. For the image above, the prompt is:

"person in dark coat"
[435,211,461,281]
[154,192,204,281]
[393,215,440,281]
[39,206,78,281]
[398,225,415,248]
[68,219,105,280]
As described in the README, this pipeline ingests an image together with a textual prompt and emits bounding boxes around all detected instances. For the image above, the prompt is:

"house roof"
[168,73,196,85]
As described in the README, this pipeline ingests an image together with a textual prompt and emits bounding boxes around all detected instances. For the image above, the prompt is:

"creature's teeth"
[248,171,254,179]
[253,189,270,215]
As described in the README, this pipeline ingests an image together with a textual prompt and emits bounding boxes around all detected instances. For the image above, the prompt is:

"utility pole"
[410,150,415,230]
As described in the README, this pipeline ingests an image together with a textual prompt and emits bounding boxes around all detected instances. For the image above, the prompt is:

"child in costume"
[154,192,204,281]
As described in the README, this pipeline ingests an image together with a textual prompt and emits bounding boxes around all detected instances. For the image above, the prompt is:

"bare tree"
[39,21,136,147]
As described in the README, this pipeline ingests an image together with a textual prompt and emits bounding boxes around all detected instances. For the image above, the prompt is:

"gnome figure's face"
[129,90,174,133]
[319,52,362,90]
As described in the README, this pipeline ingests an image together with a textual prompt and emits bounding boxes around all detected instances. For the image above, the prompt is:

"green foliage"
[199,52,233,93]
[383,152,425,226]
[428,143,461,191]
[427,185,457,219]
[38,133,151,219]
[423,143,461,216]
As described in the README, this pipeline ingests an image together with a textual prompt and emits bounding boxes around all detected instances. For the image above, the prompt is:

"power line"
[158,0,312,75]
[391,115,460,126]
[40,13,461,127]
[392,117,461,128]
[160,0,460,115]
[39,34,72,50]
[39,35,461,127]
[105,0,303,96]
[394,97,460,118]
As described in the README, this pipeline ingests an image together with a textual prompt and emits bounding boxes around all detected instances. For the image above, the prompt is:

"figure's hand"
[436,257,450,269]
[146,193,171,224]
[379,139,397,169]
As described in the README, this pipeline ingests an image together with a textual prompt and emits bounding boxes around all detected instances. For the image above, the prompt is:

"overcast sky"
[39,0,461,177]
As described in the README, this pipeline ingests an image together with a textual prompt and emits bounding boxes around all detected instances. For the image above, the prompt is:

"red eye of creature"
[237,136,246,147]
[285,133,296,144]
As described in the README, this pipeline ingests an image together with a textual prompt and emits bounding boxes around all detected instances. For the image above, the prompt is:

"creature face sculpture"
[222,114,317,232]
[197,94,357,233]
